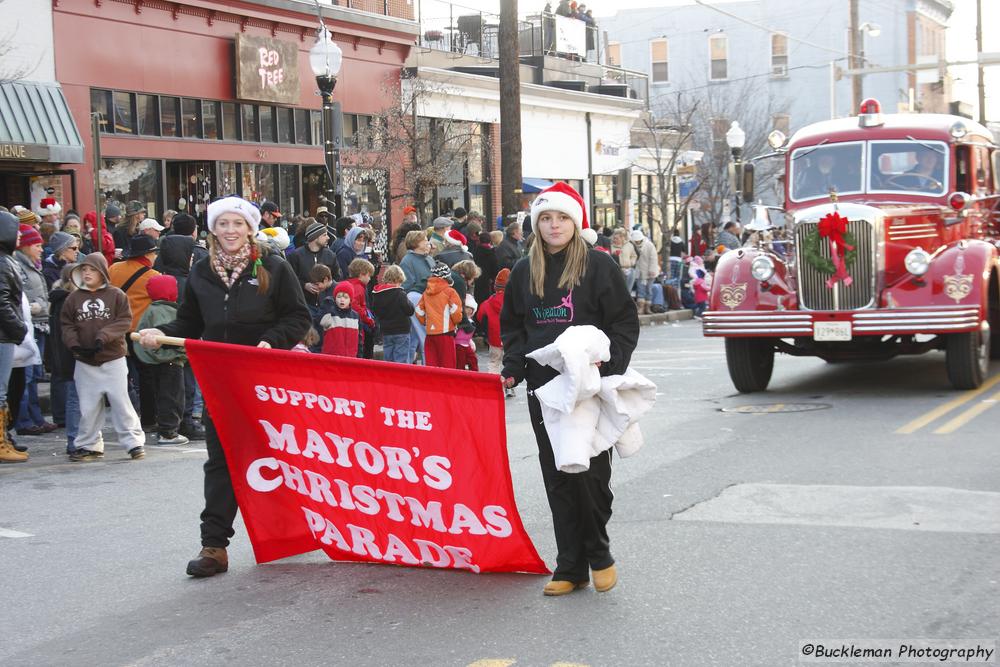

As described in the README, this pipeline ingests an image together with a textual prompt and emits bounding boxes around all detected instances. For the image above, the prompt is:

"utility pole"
[977,0,986,124]
[849,0,861,110]
[499,0,523,222]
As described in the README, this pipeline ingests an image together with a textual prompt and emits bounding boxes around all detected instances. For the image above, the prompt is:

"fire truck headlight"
[904,248,931,276]
[750,255,776,282]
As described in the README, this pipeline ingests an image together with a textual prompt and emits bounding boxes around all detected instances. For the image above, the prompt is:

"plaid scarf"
[212,243,251,288]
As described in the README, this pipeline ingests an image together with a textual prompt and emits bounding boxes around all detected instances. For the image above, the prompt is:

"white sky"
[453,0,998,121]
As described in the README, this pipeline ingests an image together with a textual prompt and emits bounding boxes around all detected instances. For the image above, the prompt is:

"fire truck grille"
[794,219,876,311]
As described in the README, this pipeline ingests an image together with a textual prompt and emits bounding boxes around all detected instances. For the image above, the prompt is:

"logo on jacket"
[531,290,575,324]
[78,298,111,321]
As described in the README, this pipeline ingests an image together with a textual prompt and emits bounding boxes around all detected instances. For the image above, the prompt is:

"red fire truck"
[704,100,1000,392]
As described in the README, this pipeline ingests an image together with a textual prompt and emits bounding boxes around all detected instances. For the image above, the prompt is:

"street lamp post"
[309,26,344,218]
[725,120,746,224]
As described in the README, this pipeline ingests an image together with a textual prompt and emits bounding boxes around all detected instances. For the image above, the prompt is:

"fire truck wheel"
[725,337,775,393]
[945,321,991,390]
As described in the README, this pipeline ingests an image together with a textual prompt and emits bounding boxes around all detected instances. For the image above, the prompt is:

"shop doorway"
[166,161,214,223]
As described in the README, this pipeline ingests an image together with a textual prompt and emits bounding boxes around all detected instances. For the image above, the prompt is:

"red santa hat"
[530,182,588,231]
[37,197,61,217]
[444,229,467,251]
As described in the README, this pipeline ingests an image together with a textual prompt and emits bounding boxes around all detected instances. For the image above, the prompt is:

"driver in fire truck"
[794,149,859,200]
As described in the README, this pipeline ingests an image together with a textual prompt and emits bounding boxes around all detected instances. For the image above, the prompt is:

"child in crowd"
[690,257,712,318]
[454,293,479,371]
[415,262,462,368]
[320,282,360,357]
[134,274,189,446]
[476,268,511,395]
[371,265,414,364]
[60,253,146,461]
[307,264,334,348]
[292,327,320,353]
[346,258,376,358]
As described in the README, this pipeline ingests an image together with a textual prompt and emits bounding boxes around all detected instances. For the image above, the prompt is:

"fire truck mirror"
[741,162,756,203]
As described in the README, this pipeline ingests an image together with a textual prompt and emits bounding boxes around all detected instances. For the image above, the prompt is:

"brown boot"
[186,546,229,577]
[593,564,618,592]
[542,579,589,596]
[0,405,27,463]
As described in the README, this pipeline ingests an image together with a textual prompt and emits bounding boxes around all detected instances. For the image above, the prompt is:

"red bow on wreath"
[817,211,854,288]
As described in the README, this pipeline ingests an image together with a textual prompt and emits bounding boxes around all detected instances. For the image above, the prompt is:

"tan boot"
[543,579,589,596]
[593,564,618,592]
[0,405,26,463]
[186,546,229,577]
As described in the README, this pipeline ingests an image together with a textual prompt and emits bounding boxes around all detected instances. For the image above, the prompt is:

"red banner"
[186,340,548,575]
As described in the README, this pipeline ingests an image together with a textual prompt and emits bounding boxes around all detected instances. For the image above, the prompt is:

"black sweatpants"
[528,392,615,583]
[151,362,184,436]
[200,411,239,548]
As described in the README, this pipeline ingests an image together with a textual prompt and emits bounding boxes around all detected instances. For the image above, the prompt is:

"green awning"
[0,81,84,164]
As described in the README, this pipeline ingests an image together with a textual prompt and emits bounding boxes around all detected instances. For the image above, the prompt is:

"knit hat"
[453,207,467,219]
[17,209,37,226]
[494,267,510,291]
[37,197,61,216]
[444,229,467,249]
[146,274,178,302]
[171,213,197,236]
[580,228,598,246]
[104,204,122,219]
[333,280,354,298]
[49,231,76,256]
[17,224,42,248]
[431,216,453,230]
[430,261,453,283]
[402,206,417,216]
[629,230,645,243]
[464,293,477,314]
[530,181,588,231]
[303,221,327,243]
[206,196,261,235]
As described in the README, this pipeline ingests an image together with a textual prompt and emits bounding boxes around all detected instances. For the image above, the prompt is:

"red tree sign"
[187,340,548,575]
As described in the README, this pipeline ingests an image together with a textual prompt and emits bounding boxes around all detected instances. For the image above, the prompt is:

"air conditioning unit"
[771,64,788,78]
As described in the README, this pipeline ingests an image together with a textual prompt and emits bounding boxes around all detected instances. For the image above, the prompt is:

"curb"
[639,309,694,326]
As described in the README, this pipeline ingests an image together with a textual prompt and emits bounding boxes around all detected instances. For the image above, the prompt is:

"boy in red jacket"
[319,282,360,357]
[346,258,376,357]
[476,268,509,392]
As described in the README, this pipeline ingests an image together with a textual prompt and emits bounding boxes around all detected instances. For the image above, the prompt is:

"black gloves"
[94,339,104,352]
[72,345,97,360]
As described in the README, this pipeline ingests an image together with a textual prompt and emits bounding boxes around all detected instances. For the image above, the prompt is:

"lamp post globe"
[310,27,344,218]
[725,121,746,156]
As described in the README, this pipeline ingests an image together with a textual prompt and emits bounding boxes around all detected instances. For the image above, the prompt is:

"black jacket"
[371,284,414,336]
[471,242,499,304]
[0,212,27,345]
[287,244,340,305]
[48,286,75,380]
[500,247,639,388]
[495,237,522,272]
[159,252,310,349]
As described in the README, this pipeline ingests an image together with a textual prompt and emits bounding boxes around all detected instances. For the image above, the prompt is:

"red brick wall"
[332,0,415,21]
[487,122,502,229]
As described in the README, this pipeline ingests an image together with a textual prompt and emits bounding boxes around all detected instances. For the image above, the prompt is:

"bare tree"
[349,71,493,221]
[0,1,40,84]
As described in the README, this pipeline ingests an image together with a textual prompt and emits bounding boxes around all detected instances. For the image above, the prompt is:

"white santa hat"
[580,227,598,246]
[530,182,589,231]
[464,293,477,314]
[444,229,468,252]
[37,197,61,217]
[207,196,261,235]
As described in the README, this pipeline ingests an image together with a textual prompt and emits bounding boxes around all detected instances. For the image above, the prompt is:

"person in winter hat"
[36,197,61,225]
[287,220,339,312]
[454,293,479,372]
[399,230,435,364]
[371,265,414,364]
[13,224,56,436]
[629,229,660,315]
[428,216,452,255]
[319,281,360,357]
[61,253,146,462]
[42,231,81,288]
[84,210,115,265]
[0,211,30,462]
[415,261,462,368]
[476,267,509,382]
[134,274,189,446]
[500,180,639,596]
[436,229,473,267]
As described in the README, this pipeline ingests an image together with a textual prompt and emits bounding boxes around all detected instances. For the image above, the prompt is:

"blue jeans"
[622,269,636,296]
[0,342,14,405]
[635,278,652,301]
[51,375,68,424]
[16,332,45,428]
[649,283,665,308]
[65,381,80,451]
[382,334,410,364]
[406,291,426,365]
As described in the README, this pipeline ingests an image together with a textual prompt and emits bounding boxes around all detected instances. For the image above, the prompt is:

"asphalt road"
[2,321,998,667]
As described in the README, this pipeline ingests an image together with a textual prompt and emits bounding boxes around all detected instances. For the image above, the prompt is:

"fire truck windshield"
[868,140,948,196]
[790,142,864,201]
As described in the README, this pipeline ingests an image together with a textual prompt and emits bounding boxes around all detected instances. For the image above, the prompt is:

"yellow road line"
[895,373,1000,434]
[467,661,515,667]
[932,388,1000,434]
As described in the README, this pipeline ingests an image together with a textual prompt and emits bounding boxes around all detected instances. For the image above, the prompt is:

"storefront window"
[136,94,158,136]
[90,89,111,133]
[295,109,311,145]
[277,108,293,144]
[592,174,618,229]
[342,174,382,218]
[99,159,161,219]
[310,111,322,146]
[301,165,325,217]
[278,164,300,217]
[218,162,238,197]
[240,163,274,204]
[160,97,179,137]
[221,103,238,141]
[113,91,134,134]
[259,106,275,143]
[242,105,259,142]
[202,101,219,140]
[182,98,201,138]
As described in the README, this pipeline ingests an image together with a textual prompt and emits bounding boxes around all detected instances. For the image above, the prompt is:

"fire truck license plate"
[814,322,852,341]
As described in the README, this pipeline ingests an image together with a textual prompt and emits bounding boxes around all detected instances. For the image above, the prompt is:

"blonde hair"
[382,265,405,284]
[303,326,320,347]
[348,257,375,278]
[489,230,503,246]
[405,230,426,250]
[207,232,270,294]
[452,259,481,282]
[527,225,588,299]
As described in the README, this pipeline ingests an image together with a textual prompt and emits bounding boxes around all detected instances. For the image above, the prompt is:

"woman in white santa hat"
[500,182,639,596]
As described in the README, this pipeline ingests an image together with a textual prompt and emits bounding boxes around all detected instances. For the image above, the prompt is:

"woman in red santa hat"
[499,182,639,596]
